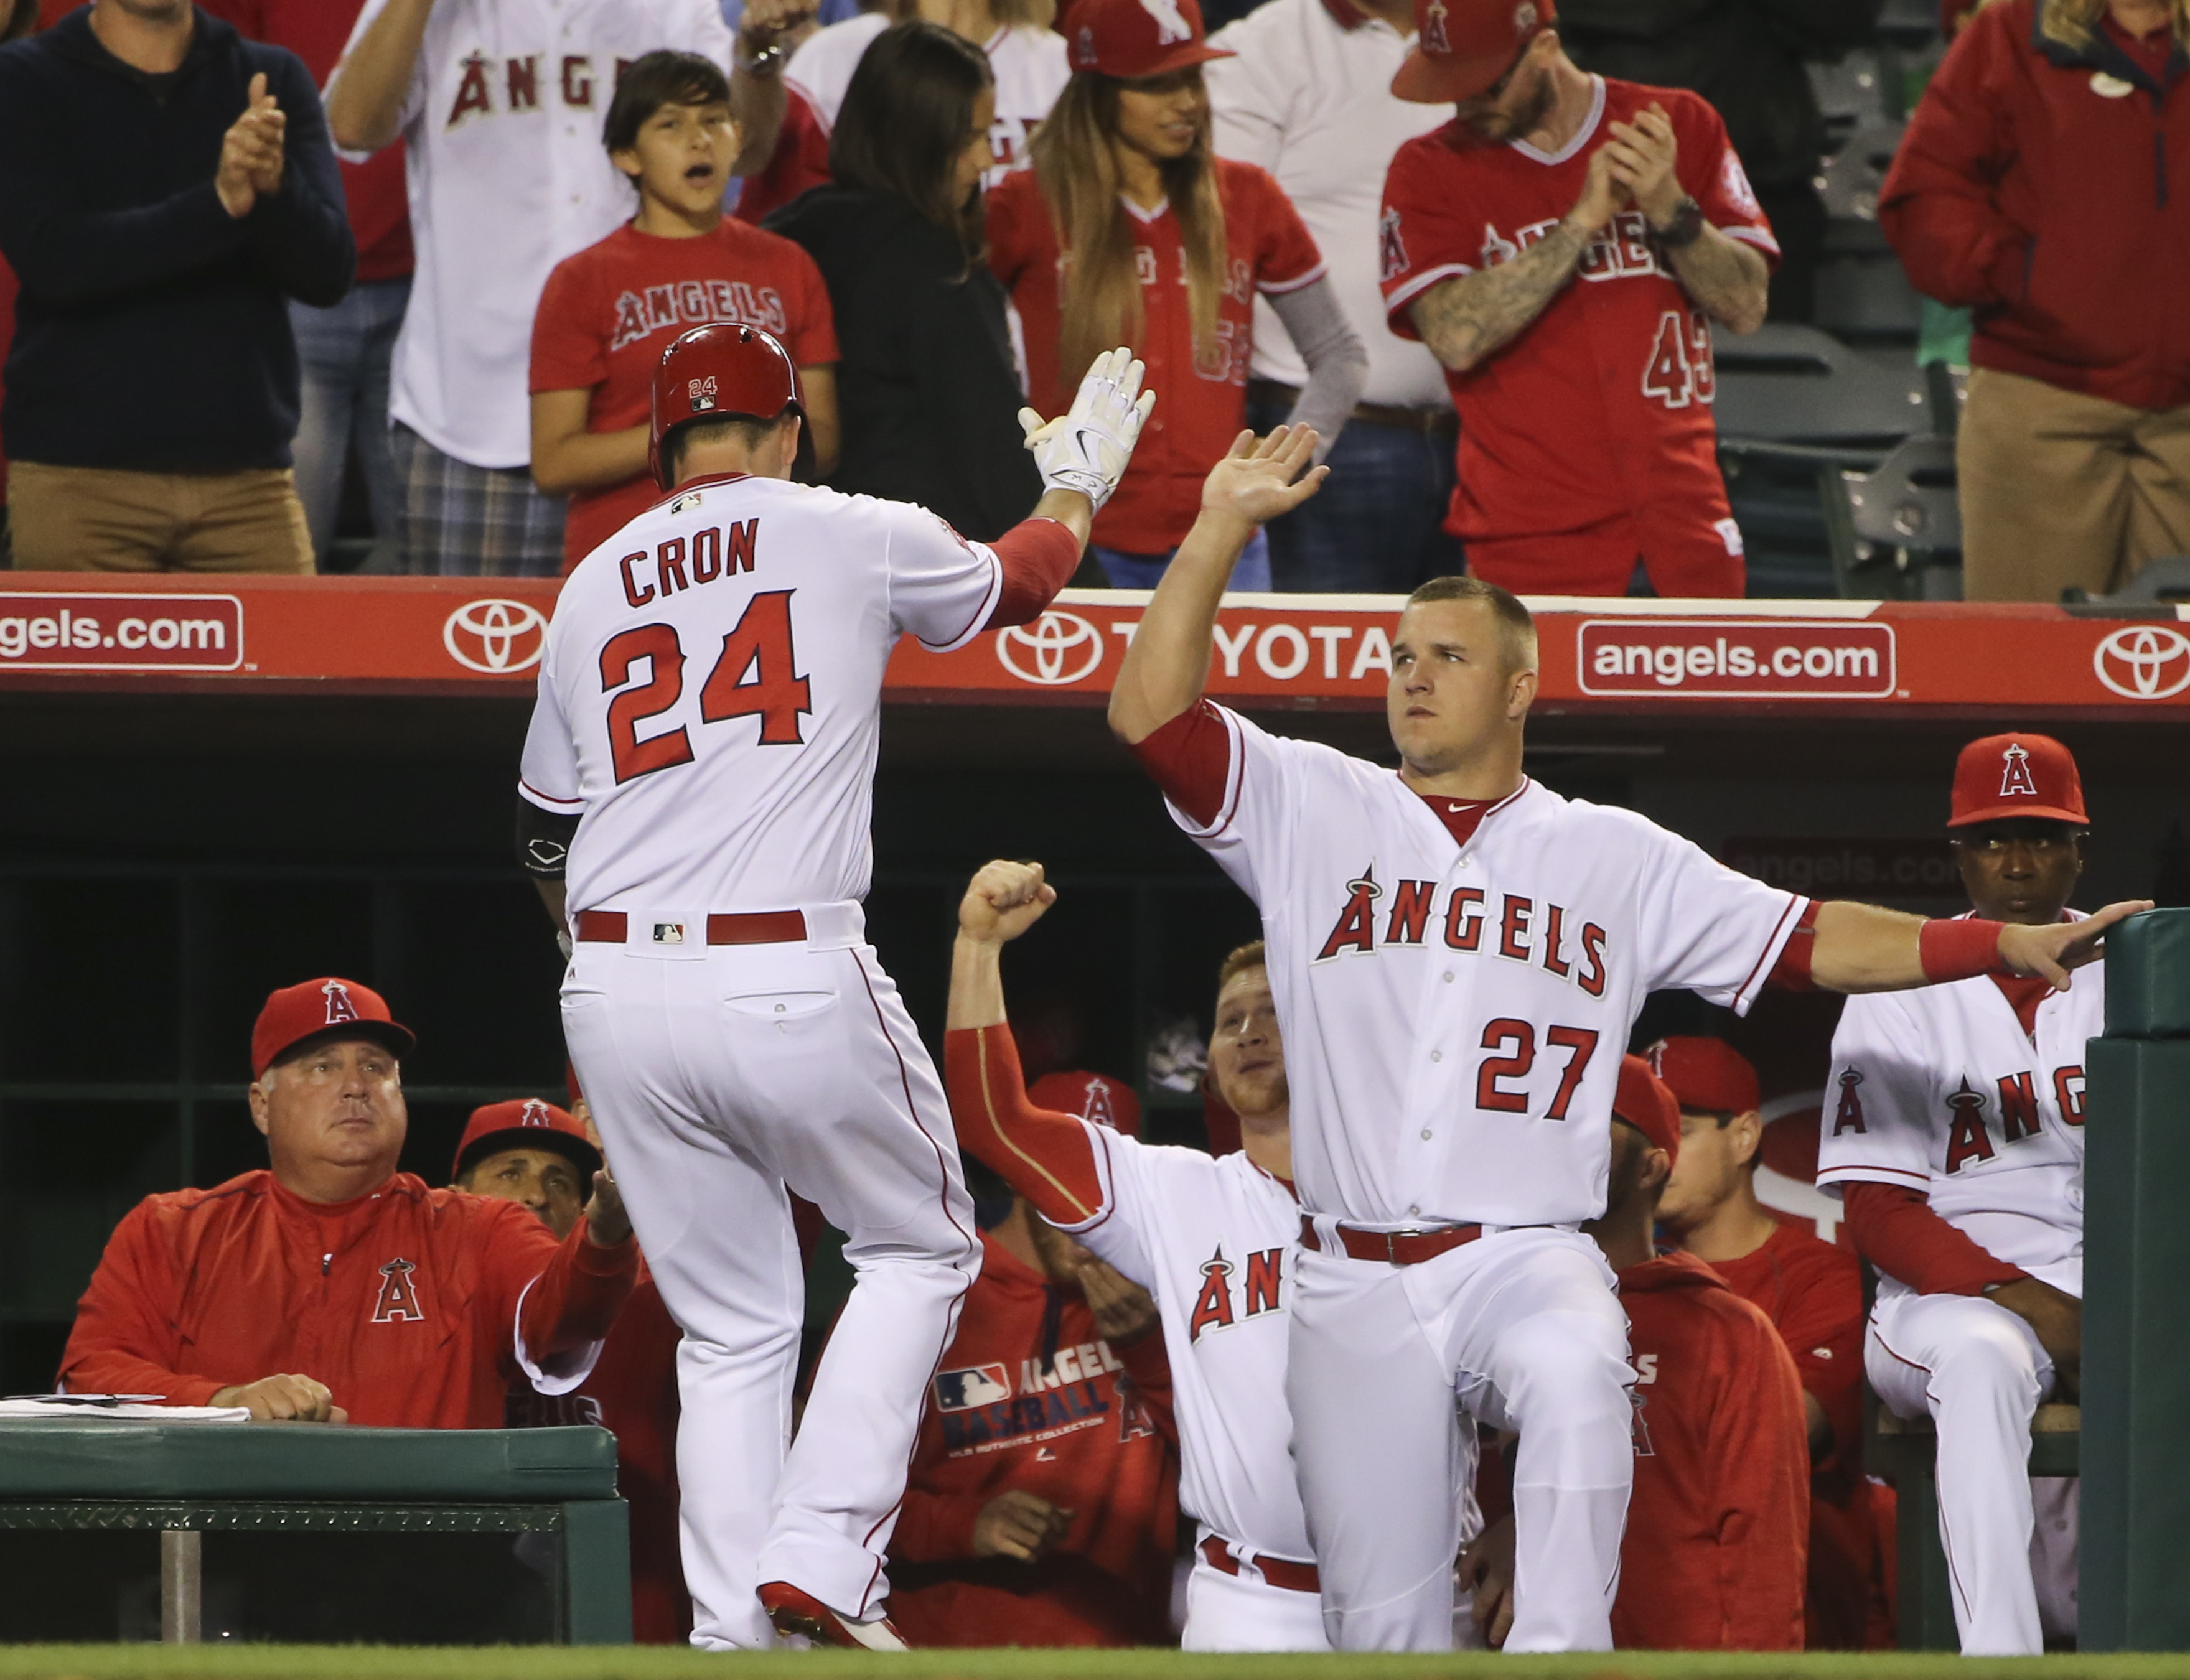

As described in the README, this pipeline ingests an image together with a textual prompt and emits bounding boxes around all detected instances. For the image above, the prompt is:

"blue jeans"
[1093,526,1271,591]
[1246,391,1466,593]
[289,276,409,571]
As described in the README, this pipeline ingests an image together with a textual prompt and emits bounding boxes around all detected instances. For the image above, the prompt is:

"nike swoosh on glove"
[1018,346,1157,513]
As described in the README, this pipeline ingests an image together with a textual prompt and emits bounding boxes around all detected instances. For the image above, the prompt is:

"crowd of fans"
[0,0,2181,598]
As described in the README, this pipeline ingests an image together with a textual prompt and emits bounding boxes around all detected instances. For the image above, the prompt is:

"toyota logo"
[996,610,1104,687]
[444,599,549,674]
[2092,625,2190,700]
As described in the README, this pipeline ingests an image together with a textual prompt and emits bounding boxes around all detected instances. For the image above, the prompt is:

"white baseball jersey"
[784,15,1067,185]
[1163,706,1806,1228]
[518,475,1001,912]
[1817,913,2094,1299]
[1049,1127,1311,1562]
[337,0,736,468]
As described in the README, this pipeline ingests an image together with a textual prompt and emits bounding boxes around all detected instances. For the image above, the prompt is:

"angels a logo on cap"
[520,1099,552,1127]
[1998,742,2039,800]
[1513,1,1537,30]
[1423,0,1451,54]
[1137,0,1194,43]
[321,980,360,1027]
[1080,1078,1121,1132]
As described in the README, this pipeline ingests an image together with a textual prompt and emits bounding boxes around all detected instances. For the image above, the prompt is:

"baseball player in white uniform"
[1107,528,2147,1651]
[515,323,1153,1648]
[947,855,1433,1651]
[1819,732,2101,1655]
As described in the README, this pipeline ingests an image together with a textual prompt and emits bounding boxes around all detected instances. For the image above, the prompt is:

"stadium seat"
[1712,323,1929,446]
[1823,434,1962,599]
[2067,553,2190,605]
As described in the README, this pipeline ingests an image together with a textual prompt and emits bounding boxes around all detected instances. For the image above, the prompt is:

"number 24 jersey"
[520,474,1002,915]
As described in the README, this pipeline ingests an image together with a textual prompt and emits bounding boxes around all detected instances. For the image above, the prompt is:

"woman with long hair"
[768,21,1046,539]
[988,0,1364,587]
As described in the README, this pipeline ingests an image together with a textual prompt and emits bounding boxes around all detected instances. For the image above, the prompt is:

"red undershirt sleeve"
[1843,1182,2028,1295]
[1766,900,1820,990]
[943,1025,1106,1226]
[1122,699,1233,831]
[981,516,1083,630]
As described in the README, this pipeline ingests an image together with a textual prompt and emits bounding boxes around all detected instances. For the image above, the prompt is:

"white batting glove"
[1018,347,1156,513]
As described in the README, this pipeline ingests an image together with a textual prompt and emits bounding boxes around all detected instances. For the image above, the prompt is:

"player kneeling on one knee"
[1107,420,2146,1651]
[944,859,1332,1651]
[1820,732,2097,1656]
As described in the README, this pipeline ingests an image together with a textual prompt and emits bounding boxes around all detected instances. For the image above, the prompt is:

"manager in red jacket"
[1879,0,2189,602]
[60,977,637,1427]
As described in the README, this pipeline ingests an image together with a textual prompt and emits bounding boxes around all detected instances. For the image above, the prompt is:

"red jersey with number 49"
[520,474,1002,915]
[1378,77,1776,549]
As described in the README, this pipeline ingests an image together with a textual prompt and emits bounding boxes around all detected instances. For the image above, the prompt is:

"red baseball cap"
[1645,1036,1760,1117]
[451,1098,603,1184]
[1393,0,1555,103]
[1949,732,2088,828]
[251,977,416,1080]
[1029,1070,1143,1140]
[1611,1052,1681,1166]
[1066,0,1233,80]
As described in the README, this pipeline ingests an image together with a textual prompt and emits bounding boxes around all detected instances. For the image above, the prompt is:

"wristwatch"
[1652,195,1706,249]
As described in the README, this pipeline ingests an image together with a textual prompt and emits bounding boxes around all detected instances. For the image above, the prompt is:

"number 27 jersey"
[518,474,1001,914]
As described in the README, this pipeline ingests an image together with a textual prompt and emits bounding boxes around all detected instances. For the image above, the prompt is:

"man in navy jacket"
[0,1,353,572]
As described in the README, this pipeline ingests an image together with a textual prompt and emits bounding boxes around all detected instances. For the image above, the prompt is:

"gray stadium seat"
[1822,434,1962,599]
[1712,322,1929,446]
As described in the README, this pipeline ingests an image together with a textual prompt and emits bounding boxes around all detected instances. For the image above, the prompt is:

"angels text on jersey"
[445,52,634,129]
[1833,1060,2087,1175]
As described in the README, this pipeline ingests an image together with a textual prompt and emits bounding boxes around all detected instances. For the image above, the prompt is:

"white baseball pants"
[1181,1550,1332,1651]
[1287,1225,1634,1652]
[1867,1290,2076,1656]
[563,912,979,1651]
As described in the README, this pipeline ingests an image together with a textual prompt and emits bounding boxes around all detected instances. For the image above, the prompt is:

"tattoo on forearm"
[1408,219,1593,373]
[1667,227,1769,327]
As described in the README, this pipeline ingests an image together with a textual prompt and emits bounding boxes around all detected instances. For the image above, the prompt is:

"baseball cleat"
[759,1580,910,1651]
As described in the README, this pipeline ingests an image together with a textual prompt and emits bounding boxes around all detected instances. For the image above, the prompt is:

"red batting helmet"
[650,323,803,490]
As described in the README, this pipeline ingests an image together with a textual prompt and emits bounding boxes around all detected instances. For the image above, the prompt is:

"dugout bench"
[0,1420,631,1645]
[1868,1402,2079,1651]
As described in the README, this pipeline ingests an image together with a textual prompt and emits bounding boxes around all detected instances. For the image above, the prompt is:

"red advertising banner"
[0,573,2184,720]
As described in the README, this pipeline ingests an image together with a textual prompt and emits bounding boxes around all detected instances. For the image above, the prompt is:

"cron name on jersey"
[618,519,761,609]
[1479,211,1670,284]
[1314,867,1609,996]
[1187,1244,1285,1343]
[445,53,632,129]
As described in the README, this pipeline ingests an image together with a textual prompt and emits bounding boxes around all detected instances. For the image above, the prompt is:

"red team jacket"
[887,1228,1179,1648]
[507,1270,687,1643]
[61,1170,637,1428]
[1615,1251,1809,1651]
[1378,78,1778,596]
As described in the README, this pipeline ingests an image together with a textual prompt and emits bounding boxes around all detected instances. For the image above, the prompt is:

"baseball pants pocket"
[1181,1554,1332,1651]
[1867,1290,2053,1656]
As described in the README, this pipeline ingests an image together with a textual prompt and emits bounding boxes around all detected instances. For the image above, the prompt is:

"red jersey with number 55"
[1378,78,1776,549]
[520,475,1001,914]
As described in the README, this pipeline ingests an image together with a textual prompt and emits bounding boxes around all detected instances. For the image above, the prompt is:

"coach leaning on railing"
[0,0,353,574]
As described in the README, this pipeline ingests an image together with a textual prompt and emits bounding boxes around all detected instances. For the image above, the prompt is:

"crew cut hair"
[1217,940,1267,993]
[1403,575,1538,675]
[602,50,732,156]
[831,22,994,263]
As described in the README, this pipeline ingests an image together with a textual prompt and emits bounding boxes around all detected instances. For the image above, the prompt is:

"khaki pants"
[1958,366,2190,601]
[6,462,314,574]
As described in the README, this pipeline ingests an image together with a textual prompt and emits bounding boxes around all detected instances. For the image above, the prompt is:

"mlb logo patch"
[933,1364,1011,1411]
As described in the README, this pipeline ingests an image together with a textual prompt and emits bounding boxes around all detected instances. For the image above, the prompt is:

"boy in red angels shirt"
[61,978,636,1427]
[885,1191,1179,1646]
[1650,1035,1874,1648]
[452,1097,688,1645]
[531,50,840,573]
[1378,0,1776,597]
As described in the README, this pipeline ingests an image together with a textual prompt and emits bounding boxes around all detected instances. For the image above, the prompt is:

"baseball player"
[1377,0,1776,596]
[1818,732,2101,1655]
[946,859,1355,1651]
[515,322,1154,1650]
[1109,543,2147,1649]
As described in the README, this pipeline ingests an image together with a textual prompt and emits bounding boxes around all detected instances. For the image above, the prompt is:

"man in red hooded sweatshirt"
[62,977,637,1427]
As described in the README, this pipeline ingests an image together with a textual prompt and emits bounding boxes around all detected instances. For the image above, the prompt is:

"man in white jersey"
[783,0,1067,184]
[327,0,800,575]
[1818,732,2099,1656]
[946,856,1397,1651]
[515,322,1154,1648]
[1107,541,2148,1652]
